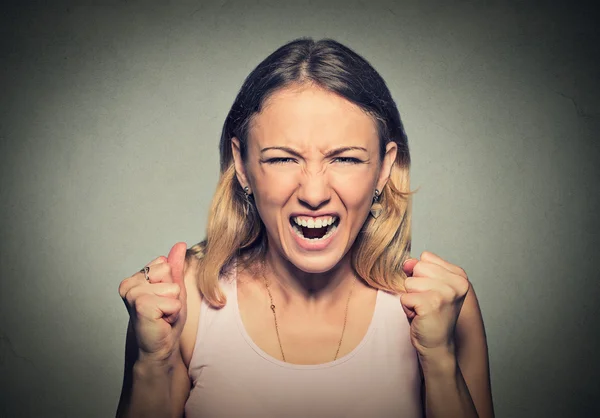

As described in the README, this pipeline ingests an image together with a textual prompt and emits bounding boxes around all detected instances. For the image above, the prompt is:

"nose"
[296,170,331,210]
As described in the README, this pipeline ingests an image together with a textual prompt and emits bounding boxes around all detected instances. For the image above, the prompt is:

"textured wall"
[1,1,598,417]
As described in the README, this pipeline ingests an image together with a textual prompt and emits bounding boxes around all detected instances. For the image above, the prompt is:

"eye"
[332,157,362,164]
[264,157,297,164]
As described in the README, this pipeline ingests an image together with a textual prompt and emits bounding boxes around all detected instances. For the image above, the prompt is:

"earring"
[370,189,382,219]
[242,186,252,216]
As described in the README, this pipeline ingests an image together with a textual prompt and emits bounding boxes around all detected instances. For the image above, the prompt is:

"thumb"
[402,258,418,277]
[167,242,187,285]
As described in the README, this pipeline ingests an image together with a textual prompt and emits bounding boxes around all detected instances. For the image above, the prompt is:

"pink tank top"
[185,267,423,418]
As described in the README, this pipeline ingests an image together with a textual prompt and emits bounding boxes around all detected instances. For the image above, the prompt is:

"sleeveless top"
[185,268,423,418]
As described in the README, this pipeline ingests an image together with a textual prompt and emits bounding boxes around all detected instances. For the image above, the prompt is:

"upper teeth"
[293,216,337,228]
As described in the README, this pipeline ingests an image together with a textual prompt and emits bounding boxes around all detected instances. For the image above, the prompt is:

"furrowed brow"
[323,146,368,158]
[260,146,303,158]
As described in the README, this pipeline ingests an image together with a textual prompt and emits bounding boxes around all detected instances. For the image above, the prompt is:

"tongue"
[302,226,327,239]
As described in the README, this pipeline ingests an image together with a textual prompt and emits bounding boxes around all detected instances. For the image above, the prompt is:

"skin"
[231,83,493,416]
[117,82,494,418]
[232,83,397,305]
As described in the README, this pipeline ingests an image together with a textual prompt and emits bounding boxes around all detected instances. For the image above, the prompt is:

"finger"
[402,258,418,276]
[135,294,182,323]
[145,256,168,268]
[400,291,440,317]
[404,276,455,298]
[412,261,469,295]
[140,262,174,284]
[126,283,181,307]
[119,257,169,299]
[167,242,187,288]
[420,251,467,278]
[399,293,417,321]
[150,282,181,299]
[412,260,453,279]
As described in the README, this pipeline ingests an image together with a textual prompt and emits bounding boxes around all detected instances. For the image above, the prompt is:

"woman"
[117,38,494,418]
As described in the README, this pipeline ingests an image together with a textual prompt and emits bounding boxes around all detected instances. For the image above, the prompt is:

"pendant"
[370,202,382,219]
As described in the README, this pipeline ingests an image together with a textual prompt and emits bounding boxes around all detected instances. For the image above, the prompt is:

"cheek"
[255,174,297,204]
[330,169,377,208]
[251,170,298,226]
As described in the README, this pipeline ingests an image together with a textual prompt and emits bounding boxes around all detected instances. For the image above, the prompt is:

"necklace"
[263,274,355,362]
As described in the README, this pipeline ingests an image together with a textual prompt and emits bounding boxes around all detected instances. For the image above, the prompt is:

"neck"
[262,247,358,306]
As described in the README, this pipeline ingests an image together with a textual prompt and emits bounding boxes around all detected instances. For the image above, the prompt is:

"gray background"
[1,0,599,417]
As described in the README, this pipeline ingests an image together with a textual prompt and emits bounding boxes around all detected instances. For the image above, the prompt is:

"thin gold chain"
[264,277,286,362]
[263,274,355,363]
[334,278,354,360]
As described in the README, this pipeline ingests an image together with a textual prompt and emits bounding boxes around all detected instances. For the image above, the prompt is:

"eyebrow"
[260,146,368,158]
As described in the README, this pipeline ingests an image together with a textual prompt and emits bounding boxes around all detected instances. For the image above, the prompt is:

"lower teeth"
[293,224,337,241]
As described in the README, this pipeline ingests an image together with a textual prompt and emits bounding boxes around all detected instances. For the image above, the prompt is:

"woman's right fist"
[118,242,188,364]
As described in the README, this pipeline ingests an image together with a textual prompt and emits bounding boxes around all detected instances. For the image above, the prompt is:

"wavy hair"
[187,38,414,308]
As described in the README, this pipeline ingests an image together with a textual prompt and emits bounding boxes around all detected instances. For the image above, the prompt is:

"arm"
[116,248,195,418]
[420,282,494,418]
[115,320,191,418]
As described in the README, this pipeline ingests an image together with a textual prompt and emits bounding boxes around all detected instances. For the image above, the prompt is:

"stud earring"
[370,189,382,219]
[243,186,250,196]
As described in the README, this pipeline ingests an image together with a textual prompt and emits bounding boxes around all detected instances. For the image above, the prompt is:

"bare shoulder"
[456,282,495,418]
[180,254,203,369]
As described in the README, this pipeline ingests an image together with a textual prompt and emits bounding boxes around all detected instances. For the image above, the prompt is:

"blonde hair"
[187,38,415,308]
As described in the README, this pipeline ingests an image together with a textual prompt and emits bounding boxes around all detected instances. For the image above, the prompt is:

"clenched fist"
[118,242,188,364]
[400,251,470,359]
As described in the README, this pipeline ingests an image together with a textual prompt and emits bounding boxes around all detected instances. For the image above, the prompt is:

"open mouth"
[290,216,340,241]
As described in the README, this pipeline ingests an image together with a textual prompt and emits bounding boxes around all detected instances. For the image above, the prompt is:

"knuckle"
[152,262,172,281]
[171,283,181,297]
[429,293,443,309]
[457,278,470,297]
[125,285,140,306]
[148,255,167,266]
[118,283,126,299]
[118,278,132,299]
[172,298,182,311]
[412,262,424,276]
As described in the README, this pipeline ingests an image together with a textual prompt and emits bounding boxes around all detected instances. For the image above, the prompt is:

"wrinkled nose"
[297,172,331,210]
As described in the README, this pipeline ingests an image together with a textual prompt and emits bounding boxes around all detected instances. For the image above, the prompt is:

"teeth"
[292,223,338,241]
[293,216,338,228]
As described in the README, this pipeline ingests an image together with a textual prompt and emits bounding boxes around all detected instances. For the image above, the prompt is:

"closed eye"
[332,157,363,164]
[264,157,297,164]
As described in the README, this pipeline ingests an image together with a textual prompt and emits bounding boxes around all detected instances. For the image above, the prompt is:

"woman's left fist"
[400,251,470,359]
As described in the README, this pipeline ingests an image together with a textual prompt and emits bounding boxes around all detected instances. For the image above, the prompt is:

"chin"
[280,239,351,274]
[287,253,345,274]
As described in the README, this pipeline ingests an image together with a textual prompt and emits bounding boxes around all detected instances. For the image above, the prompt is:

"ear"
[376,141,399,192]
[231,137,251,193]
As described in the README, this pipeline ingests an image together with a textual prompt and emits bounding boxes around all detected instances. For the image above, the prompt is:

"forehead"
[248,84,379,150]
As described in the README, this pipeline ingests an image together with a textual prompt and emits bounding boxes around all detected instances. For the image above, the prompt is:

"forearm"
[121,359,175,418]
[420,352,478,418]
